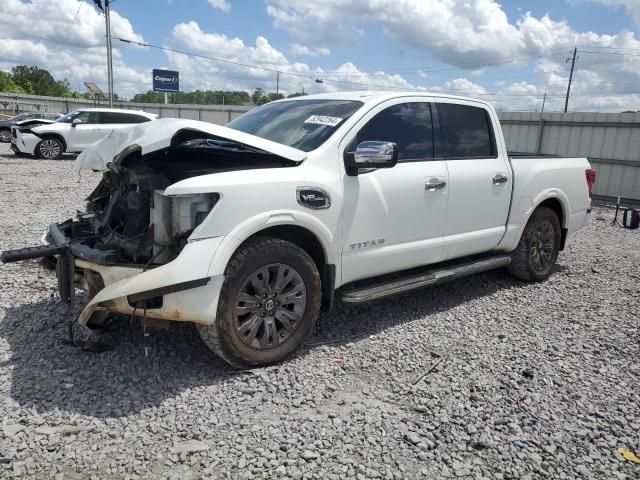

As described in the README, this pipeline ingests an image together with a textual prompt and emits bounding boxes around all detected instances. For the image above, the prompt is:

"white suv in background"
[11,108,158,159]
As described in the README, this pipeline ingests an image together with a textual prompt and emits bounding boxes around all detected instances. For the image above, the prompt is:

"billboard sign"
[152,69,179,92]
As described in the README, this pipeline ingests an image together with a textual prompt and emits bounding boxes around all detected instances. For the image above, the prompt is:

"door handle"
[493,173,509,185]
[425,179,446,191]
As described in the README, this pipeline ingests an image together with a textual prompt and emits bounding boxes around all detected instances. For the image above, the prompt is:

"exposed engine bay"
[48,131,295,267]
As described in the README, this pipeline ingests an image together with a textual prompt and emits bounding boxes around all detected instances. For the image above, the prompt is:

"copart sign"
[152,69,179,93]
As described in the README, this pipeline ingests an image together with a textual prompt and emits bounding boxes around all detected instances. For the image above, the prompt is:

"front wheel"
[36,137,64,160]
[507,206,561,282]
[0,128,10,143]
[198,237,322,368]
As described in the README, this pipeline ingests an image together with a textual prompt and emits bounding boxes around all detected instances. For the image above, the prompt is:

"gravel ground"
[0,141,639,480]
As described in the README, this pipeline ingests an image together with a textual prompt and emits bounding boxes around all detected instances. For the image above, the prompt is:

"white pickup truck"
[1,92,596,367]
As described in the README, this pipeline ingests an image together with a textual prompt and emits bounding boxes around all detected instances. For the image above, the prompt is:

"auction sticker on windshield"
[304,115,343,127]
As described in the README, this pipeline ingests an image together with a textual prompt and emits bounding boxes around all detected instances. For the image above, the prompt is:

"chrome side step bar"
[339,254,512,304]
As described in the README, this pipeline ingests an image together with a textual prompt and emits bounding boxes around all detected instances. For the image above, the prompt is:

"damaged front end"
[2,119,304,327]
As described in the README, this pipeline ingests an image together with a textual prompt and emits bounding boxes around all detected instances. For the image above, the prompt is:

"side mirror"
[345,141,398,175]
[71,118,82,127]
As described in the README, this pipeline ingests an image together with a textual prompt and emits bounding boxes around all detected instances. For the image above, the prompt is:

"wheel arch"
[245,224,335,312]
[208,220,337,312]
[532,196,568,250]
[38,132,67,152]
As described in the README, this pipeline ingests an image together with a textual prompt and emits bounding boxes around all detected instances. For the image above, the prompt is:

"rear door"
[435,100,512,260]
[340,98,449,284]
[96,112,151,137]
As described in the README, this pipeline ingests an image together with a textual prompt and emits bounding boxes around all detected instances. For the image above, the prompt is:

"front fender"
[206,209,338,277]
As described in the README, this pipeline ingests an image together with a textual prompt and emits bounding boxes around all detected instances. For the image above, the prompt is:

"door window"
[72,111,99,124]
[437,103,495,158]
[355,102,434,161]
[99,112,150,124]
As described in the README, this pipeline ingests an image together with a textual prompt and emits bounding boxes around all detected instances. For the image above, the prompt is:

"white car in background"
[11,108,157,159]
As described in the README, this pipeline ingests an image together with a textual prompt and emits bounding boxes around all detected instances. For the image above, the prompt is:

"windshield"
[9,113,29,121]
[227,99,363,152]
[56,110,83,123]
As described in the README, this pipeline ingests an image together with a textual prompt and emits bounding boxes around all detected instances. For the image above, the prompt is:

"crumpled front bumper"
[13,131,39,155]
[63,236,226,326]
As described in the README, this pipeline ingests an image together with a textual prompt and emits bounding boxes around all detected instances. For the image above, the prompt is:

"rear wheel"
[36,137,63,160]
[0,128,10,143]
[198,237,321,368]
[507,206,561,282]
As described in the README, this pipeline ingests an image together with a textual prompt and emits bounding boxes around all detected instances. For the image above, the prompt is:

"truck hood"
[75,118,307,172]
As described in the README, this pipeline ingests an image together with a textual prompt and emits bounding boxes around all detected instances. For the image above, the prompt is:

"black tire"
[0,128,10,143]
[507,206,561,282]
[198,236,321,368]
[36,136,64,160]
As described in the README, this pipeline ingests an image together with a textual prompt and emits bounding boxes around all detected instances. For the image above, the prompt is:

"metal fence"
[500,111,640,201]
[2,92,638,200]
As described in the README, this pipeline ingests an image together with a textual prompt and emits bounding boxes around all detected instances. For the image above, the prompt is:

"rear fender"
[498,189,570,252]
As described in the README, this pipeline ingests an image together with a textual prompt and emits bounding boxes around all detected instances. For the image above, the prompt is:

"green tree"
[287,92,308,98]
[10,65,72,96]
[252,88,264,105]
[0,71,25,93]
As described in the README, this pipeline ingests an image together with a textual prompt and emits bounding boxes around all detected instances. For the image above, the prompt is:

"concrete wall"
[0,92,251,123]
[3,92,638,200]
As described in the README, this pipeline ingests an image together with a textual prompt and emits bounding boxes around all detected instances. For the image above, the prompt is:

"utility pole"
[564,47,577,113]
[535,92,547,155]
[93,0,114,108]
[276,71,280,96]
[105,0,114,108]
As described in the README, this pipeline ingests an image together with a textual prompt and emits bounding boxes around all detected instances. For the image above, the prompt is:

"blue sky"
[1,0,639,111]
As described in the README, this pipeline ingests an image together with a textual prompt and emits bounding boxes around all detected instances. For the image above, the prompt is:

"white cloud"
[207,0,231,13]
[1,0,639,111]
[265,0,640,111]
[167,21,419,95]
[580,0,640,25]
[0,0,147,98]
[441,78,488,96]
[290,43,331,57]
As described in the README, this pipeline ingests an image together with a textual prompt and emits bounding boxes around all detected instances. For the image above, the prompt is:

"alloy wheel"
[530,220,555,272]
[39,139,61,159]
[0,130,10,142]
[234,263,307,350]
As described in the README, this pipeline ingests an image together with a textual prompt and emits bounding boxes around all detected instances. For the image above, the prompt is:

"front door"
[67,111,102,151]
[341,100,449,284]
[435,101,512,260]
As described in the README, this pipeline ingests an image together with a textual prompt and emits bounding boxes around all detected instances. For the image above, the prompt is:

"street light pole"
[105,0,114,108]
[93,1,114,107]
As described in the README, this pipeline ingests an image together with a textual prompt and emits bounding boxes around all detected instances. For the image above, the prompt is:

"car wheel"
[507,206,561,282]
[36,137,64,160]
[0,128,10,143]
[198,236,322,368]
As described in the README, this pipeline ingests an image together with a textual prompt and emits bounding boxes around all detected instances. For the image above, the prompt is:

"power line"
[581,50,640,58]
[115,36,570,95]
[324,48,573,78]
[68,0,84,32]
[115,37,316,80]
